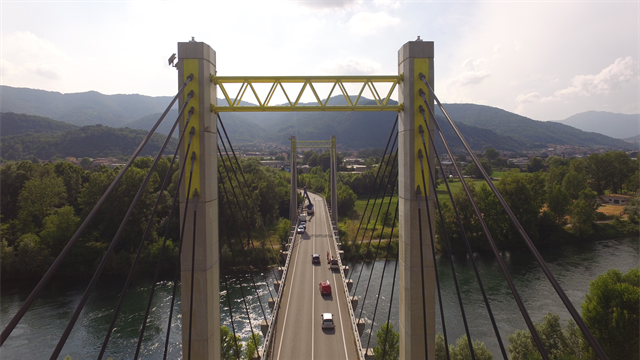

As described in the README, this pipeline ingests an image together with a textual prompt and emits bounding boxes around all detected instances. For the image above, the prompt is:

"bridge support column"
[177,40,220,360]
[290,136,298,223]
[397,40,436,360]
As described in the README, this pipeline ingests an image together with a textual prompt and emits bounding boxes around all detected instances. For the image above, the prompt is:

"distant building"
[599,194,631,206]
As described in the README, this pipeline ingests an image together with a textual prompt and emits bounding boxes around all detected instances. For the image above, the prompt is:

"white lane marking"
[323,197,350,360]
[275,232,302,360]
[311,212,315,360]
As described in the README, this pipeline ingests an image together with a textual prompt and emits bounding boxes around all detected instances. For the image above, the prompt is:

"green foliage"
[581,268,639,360]
[221,326,243,360]
[337,183,357,217]
[527,156,546,173]
[276,218,291,244]
[547,185,571,224]
[244,332,262,360]
[435,333,493,360]
[507,312,582,360]
[623,194,639,223]
[485,148,499,162]
[464,159,493,179]
[374,322,399,360]
[18,170,66,231]
[562,171,587,201]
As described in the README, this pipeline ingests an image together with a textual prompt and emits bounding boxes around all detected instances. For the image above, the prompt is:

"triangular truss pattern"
[211,75,403,112]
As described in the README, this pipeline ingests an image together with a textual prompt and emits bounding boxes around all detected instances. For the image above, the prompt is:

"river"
[1,237,637,359]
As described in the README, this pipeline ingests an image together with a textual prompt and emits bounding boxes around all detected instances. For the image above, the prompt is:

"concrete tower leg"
[290,136,298,223]
[330,135,338,223]
[397,40,436,360]
[177,40,220,360]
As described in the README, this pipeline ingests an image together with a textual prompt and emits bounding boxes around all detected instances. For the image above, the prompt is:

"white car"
[297,225,305,234]
[321,313,335,329]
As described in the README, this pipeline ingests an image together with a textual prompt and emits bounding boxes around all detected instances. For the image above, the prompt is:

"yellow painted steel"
[414,58,430,197]
[184,59,200,198]
[211,75,403,112]
[296,140,331,149]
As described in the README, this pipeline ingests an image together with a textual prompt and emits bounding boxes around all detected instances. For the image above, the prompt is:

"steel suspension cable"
[428,157,477,360]
[218,167,262,360]
[415,138,451,359]
[415,187,431,359]
[0,76,193,346]
[381,236,400,360]
[50,92,195,360]
[98,107,195,359]
[217,125,277,302]
[364,200,399,351]
[217,146,271,323]
[222,276,243,359]
[419,74,608,360]
[134,125,196,359]
[417,125,508,360]
[162,151,197,360]
[357,176,398,322]
[352,149,398,295]
[418,100,546,359]
[187,190,200,360]
[348,134,398,287]
[217,114,284,270]
[344,115,398,266]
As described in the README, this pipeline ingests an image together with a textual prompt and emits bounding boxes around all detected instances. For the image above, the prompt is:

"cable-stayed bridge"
[0,40,610,360]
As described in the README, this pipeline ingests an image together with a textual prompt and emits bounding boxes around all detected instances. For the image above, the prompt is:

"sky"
[1,0,638,121]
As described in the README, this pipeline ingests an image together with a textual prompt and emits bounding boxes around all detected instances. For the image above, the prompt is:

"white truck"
[299,214,306,223]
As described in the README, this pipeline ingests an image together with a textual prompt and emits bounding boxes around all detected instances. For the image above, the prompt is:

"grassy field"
[435,177,495,204]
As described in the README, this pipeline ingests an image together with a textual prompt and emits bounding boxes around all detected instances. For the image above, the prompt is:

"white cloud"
[554,56,637,97]
[347,11,400,35]
[295,0,360,9]
[320,57,382,75]
[515,92,540,104]
[449,57,491,86]
[1,31,68,83]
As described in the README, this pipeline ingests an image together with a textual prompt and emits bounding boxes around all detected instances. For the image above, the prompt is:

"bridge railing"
[328,205,365,360]
[260,221,299,358]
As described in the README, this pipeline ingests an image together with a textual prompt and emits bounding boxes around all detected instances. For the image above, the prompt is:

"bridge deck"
[269,192,359,360]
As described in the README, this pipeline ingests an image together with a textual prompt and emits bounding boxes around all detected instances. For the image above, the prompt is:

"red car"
[319,280,331,295]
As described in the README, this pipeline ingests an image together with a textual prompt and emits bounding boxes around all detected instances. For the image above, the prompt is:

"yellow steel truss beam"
[211,75,403,112]
[296,140,331,149]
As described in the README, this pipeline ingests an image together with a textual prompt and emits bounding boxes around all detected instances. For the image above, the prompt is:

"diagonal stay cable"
[218,146,270,323]
[415,187,431,359]
[187,190,200,360]
[134,124,196,359]
[218,113,284,270]
[98,106,195,360]
[427,153,477,360]
[357,176,397,323]
[415,135,451,359]
[352,149,398,296]
[417,119,509,359]
[364,200,398,351]
[162,151,197,360]
[347,131,398,276]
[419,99,543,359]
[419,74,608,360]
[344,114,398,266]
[218,167,262,360]
[0,75,193,347]
[217,124,277,302]
[223,276,243,360]
[381,231,400,360]
[50,91,195,360]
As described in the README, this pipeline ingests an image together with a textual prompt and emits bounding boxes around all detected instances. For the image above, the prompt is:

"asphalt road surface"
[270,192,359,360]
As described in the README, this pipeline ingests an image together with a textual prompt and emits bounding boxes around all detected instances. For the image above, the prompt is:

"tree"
[244,332,262,360]
[373,322,399,360]
[436,333,493,360]
[581,267,639,360]
[562,171,587,201]
[569,189,598,237]
[526,156,546,173]
[221,326,243,360]
[507,312,582,360]
[39,206,80,255]
[485,148,500,162]
[17,172,66,231]
[80,157,92,169]
[547,185,571,224]
[623,195,639,223]
[337,183,357,217]
[464,159,493,179]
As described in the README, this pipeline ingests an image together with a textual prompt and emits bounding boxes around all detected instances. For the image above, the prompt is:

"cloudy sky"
[1,0,638,121]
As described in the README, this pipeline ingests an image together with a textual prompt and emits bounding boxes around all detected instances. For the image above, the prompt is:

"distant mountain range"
[1,85,636,159]
[553,111,639,140]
